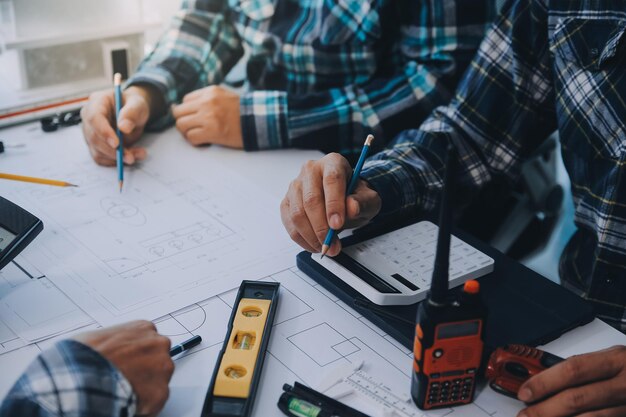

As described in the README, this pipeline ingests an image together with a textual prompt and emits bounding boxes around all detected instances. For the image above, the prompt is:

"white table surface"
[0,123,624,417]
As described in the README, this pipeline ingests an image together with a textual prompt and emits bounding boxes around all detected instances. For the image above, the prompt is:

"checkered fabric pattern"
[0,340,135,417]
[127,0,496,155]
[361,0,626,331]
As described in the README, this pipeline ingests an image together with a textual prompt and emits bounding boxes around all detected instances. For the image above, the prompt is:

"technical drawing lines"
[155,305,207,337]
[100,198,147,226]
[153,294,234,360]
[140,220,234,262]
[103,257,147,275]
[288,323,353,367]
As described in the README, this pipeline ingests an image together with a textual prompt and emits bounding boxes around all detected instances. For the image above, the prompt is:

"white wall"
[3,0,181,39]
[0,0,182,112]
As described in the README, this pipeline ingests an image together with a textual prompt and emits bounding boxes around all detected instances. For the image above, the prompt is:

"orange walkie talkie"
[411,145,487,410]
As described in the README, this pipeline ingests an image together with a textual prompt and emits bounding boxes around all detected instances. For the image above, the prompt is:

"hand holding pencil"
[80,84,152,168]
[280,135,382,257]
[320,134,374,257]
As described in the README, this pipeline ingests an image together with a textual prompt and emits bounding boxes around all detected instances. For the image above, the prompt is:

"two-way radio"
[411,145,487,410]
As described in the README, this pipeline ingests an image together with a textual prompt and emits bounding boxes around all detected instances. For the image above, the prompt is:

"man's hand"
[172,85,243,149]
[81,86,155,166]
[281,153,381,256]
[517,345,626,417]
[74,321,174,417]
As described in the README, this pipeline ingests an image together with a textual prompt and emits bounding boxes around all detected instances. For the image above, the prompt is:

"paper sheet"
[0,257,92,349]
[155,268,525,417]
[0,277,92,342]
[154,268,626,417]
[2,265,625,417]
[0,125,300,325]
[2,124,625,416]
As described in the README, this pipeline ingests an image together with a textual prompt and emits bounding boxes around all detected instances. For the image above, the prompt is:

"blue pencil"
[320,134,374,258]
[114,73,124,192]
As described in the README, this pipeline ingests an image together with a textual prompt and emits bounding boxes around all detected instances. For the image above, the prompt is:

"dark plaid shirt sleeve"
[0,340,136,417]
[361,0,556,219]
[127,0,245,131]
[361,0,626,331]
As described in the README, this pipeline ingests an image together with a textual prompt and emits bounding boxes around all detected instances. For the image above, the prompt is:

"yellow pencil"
[0,173,78,188]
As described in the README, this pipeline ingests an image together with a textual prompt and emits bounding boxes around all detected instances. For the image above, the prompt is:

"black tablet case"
[296,221,595,353]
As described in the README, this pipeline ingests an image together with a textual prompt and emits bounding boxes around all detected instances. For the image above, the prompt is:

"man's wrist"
[360,163,418,219]
[125,84,166,122]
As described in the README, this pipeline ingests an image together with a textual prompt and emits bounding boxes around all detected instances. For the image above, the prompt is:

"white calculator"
[311,221,494,305]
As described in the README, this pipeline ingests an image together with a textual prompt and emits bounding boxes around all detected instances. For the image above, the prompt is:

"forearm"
[240,64,458,154]
[127,0,244,130]
[0,340,135,417]
[240,0,497,154]
[360,0,557,220]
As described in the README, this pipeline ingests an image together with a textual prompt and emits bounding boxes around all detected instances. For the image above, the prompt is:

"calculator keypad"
[343,221,494,292]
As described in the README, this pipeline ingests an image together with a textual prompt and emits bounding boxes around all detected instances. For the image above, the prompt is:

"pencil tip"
[320,245,330,259]
[68,183,78,187]
[119,181,123,193]
[365,134,374,146]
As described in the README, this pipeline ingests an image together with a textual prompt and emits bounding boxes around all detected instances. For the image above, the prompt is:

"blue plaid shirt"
[361,0,626,331]
[0,341,135,417]
[128,0,496,155]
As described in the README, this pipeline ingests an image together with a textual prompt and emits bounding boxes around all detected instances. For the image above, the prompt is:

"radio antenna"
[429,144,457,306]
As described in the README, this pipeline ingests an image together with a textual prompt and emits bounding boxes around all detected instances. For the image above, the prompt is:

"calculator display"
[0,226,16,251]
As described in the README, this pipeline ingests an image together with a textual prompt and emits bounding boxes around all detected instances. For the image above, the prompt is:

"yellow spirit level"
[201,280,280,417]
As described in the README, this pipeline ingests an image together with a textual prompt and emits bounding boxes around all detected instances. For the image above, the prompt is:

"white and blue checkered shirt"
[0,341,136,417]
[127,0,496,156]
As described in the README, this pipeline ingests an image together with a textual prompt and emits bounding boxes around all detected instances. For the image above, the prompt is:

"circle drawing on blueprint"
[188,233,204,244]
[100,198,146,226]
[159,306,207,336]
[169,240,184,250]
[149,246,165,258]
